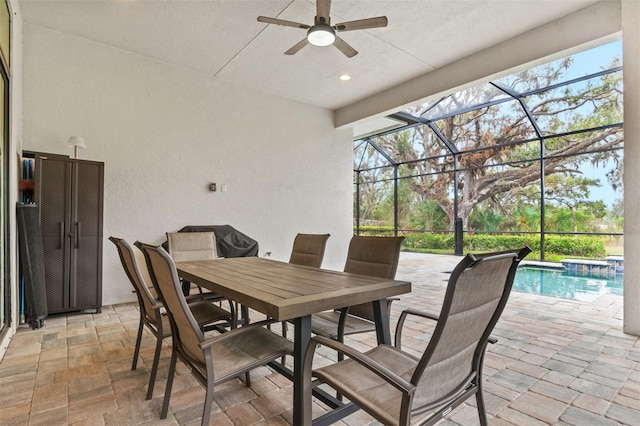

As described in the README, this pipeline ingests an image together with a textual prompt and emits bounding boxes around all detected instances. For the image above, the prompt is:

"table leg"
[373,299,391,345]
[293,315,312,426]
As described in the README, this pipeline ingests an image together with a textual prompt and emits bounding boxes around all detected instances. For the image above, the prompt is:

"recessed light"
[339,74,351,81]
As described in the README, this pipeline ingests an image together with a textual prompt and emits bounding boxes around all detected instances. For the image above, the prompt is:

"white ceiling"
[18,0,601,111]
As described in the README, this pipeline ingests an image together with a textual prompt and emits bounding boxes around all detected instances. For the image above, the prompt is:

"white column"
[622,0,640,336]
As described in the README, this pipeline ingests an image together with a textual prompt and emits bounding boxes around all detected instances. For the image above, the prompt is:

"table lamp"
[67,136,86,159]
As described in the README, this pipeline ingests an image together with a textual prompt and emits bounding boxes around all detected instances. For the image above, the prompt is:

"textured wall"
[22,24,353,305]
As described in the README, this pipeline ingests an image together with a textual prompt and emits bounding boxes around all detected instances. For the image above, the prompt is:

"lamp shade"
[67,136,87,149]
[307,24,335,47]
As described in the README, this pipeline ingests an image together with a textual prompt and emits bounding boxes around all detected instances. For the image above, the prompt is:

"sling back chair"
[167,231,249,324]
[109,237,234,400]
[311,235,404,362]
[289,233,331,268]
[136,241,294,425]
[280,233,331,341]
[166,231,218,296]
[303,246,531,426]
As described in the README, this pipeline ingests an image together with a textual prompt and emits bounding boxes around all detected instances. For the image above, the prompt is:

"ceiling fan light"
[307,25,335,46]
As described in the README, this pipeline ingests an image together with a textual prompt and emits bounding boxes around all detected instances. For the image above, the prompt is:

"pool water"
[513,267,623,302]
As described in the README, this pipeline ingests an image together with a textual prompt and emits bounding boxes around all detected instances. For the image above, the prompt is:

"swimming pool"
[513,267,623,302]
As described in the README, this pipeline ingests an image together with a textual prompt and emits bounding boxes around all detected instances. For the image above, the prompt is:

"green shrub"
[403,233,454,250]
[464,234,539,252]
[356,226,395,236]
[544,236,606,258]
[396,232,606,259]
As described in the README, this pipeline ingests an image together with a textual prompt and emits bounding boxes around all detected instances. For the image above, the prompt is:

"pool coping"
[520,260,564,270]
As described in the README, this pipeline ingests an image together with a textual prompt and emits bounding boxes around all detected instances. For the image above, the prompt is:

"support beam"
[335,1,621,129]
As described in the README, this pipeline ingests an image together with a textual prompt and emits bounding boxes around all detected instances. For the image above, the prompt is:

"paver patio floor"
[1,252,638,425]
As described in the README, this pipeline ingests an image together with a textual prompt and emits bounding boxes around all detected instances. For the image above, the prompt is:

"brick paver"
[0,252,638,425]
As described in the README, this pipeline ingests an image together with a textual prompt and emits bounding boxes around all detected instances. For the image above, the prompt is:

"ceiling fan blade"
[285,38,310,55]
[333,36,358,58]
[334,16,388,32]
[316,0,332,23]
[257,16,310,29]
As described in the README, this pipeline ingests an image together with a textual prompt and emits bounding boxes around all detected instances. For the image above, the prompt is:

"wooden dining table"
[176,256,411,425]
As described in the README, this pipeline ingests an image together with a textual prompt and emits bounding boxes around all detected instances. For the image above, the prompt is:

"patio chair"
[311,235,404,362]
[166,231,218,296]
[136,241,294,425]
[108,237,234,400]
[280,233,331,337]
[303,246,532,426]
[289,233,331,268]
[167,231,248,324]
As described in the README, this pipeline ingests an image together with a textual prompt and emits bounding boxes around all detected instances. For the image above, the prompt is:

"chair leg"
[146,332,164,400]
[201,353,216,426]
[132,316,144,370]
[241,304,250,325]
[280,321,287,365]
[229,301,238,329]
[476,382,489,426]
[244,371,251,387]
[335,350,345,404]
[336,336,345,401]
[201,374,215,426]
[161,348,178,419]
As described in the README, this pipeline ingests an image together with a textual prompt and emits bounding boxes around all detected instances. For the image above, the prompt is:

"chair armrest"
[199,318,276,349]
[401,308,439,321]
[186,299,216,308]
[395,308,439,349]
[186,299,233,317]
[337,297,399,335]
[152,305,164,319]
[307,335,416,396]
[185,292,224,303]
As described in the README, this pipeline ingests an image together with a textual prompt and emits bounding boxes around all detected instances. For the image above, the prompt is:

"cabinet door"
[69,161,104,310]
[35,157,72,313]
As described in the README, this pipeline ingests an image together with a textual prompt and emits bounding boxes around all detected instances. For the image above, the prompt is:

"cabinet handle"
[59,222,64,249]
[76,222,81,249]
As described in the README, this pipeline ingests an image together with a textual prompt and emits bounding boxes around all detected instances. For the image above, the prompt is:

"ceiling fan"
[257,0,388,58]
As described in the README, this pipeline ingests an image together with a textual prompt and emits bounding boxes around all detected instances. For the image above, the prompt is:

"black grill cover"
[163,225,259,258]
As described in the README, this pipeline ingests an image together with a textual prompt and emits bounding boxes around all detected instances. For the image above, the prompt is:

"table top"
[176,257,411,322]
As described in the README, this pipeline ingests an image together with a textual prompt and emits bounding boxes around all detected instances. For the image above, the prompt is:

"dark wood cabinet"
[34,155,104,314]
